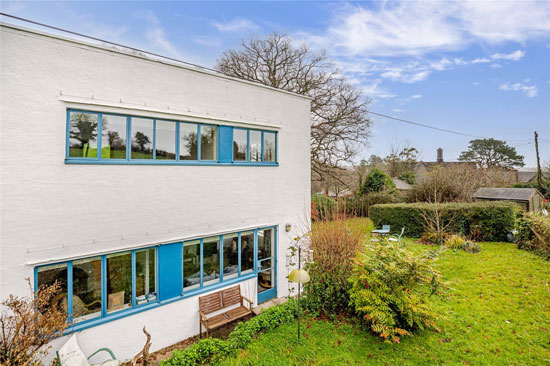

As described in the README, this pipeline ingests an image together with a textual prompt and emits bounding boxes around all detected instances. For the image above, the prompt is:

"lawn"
[220,227,550,365]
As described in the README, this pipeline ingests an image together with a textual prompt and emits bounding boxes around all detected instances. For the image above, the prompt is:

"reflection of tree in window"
[250,131,261,162]
[203,237,220,285]
[258,229,273,259]
[180,123,198,160]
[69,112,98,158]
[201,126,217,160]
[233,129,247,161]
[134,132,150,151]
[101,115,126,159]
[263,133,276,162]
[131,118,153,159]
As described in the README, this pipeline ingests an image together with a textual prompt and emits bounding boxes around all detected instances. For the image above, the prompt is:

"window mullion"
[127,117,132,161]
[175,122,180,162]
[67,261,74,323]
[131,251,136,308]
[199,238,204,287]
[219,235,224,283]
[97,113,103,161]
[101,255,107,317]
[238,232,242,277]
[197,124,202,161]
[152,120,157,160]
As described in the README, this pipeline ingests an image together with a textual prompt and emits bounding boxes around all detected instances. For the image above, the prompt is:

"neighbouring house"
[473,187,544,212]
[0,23,311,362]
[392,177,412,192]
[414,148,475,183]
[517,169,538,184]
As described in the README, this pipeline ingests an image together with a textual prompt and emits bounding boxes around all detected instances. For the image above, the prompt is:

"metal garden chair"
[57,334,120,366]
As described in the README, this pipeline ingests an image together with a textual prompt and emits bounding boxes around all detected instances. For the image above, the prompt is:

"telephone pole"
[535,131,542,187]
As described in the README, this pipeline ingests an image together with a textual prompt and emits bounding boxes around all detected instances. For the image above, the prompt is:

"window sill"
[63,272,257,334]
[64,159,279,167]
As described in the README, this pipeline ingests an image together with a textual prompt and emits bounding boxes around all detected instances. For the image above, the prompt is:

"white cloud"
[193,36,221,47]
[303,2,548,57]
[472,82,480,86]
[410,94,423,99]
[471,58,491,64]
[361,82,396,99]
[491,50,525,61]
[392,108,405,113]
[499,82,538,98]
[211,18,259,32]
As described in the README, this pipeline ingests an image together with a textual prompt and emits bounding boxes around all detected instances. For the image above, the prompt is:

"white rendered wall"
[0,24,311,362]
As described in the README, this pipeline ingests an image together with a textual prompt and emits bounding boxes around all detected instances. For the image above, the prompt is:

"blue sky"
[2,1,549,167]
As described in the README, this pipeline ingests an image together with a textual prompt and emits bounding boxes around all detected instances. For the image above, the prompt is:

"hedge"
[160,299,298,366]
[370,202,517,242]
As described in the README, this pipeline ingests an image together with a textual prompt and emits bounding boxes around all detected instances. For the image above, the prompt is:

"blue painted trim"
[65,110,70,160]
[175,122,180,162]
[219,235,224,283]
[199,238,204,288]
[246,129,250,162]
[237,232,242,277]
[131,251,136,308]
[152,119,157,160]
[126,116,131,161]
[64,159,278,166]
[261,132,265,162]
[67,262,73,323]
[197,124,202,161]
[101,255,107,318]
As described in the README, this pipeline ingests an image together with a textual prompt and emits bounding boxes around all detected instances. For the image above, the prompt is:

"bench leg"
[199,320,202,339]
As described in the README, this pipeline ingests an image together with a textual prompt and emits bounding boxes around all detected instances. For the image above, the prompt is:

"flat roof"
[0,22,312,102]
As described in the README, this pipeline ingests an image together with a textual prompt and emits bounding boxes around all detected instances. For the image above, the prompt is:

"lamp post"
[288,246,310,340]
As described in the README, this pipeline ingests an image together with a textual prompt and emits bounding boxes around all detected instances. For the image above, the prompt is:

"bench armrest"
[199,310,208,323]
[241,296,254,309]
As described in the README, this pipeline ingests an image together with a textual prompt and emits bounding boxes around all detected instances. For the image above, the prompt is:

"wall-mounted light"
[285,223,292,232]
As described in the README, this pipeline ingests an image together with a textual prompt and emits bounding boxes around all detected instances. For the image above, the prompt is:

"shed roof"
[473,187,542,201]
[392,178,412,190]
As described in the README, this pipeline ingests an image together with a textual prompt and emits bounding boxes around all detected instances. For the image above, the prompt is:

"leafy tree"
[360,168,396,195]
[216,33,372,184]
[398,170,416,185]
[134,132,151,152]
[458,138,524,168]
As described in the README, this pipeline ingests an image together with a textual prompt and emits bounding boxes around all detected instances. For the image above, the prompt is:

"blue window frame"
[34,225,277,332]
[65,109,278,166]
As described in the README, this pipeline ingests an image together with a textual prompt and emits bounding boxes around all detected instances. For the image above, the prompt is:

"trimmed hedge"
[160,299,298,366]
[370,202,516,242]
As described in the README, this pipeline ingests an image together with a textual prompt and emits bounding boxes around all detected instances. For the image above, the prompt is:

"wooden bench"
[198,285,254,337]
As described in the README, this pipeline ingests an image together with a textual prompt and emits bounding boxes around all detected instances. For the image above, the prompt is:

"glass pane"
[155,120,176,160]
[263,132,276,162]
[37,263,68,314]
[250,131,261,162]
[73,257,101,322]
[203,236,220,286]
[258,269,273,294]
[183,240,201,290]
[180,123,198,160]
[241,231,254,274]
[69,112,98,158]
[200,125,217,161]
[136,248,157,305]
[131,118,153,159]
[258,228,274,260]
[101,115,126,159]
[259,258,272,271]
[223,233,239,279]
[233,129,247,161]
[106,252,132,313]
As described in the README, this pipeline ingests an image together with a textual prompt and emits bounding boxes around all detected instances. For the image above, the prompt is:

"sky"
[1,1,549,167]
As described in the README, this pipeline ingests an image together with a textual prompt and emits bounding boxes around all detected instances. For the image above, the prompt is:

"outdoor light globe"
[288,268,310,283]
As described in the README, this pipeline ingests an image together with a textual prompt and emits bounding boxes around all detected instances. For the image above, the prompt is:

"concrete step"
[252,296,288,315]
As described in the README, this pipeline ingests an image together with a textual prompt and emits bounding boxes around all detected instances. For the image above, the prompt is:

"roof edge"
[1,22,313,102]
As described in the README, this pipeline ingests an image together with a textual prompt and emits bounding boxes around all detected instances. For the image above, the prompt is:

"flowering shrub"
[349,240,443,343]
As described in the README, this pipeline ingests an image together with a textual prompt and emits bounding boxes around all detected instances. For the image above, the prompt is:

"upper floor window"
[66,109,276,166]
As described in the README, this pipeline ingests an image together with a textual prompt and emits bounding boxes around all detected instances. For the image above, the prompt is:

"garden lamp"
[288,246,310,340]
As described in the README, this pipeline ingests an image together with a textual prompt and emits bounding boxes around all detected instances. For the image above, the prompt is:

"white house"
[0,23,311,362]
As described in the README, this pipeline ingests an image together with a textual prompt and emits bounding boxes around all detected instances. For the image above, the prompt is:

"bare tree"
[383,140,420,177]
[216,33,372,183]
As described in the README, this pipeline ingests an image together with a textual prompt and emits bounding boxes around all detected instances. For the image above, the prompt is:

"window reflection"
[101,115,126,159]
[250,131,261,162]
[106,252,132,313]
[203,236,220,286]
[131,118,153,159]
[155,121,176,160]
[223,233,239,279]
[180,123,198,160]
[73,257,101,322]
[241,231,254,274]
[200,126,217,161]
[37,264,68,314]
[136,248,157,305]
[183,240,201,290]
[69,112,98,158]
[263,132,276,162]
[233,129,247,161]
[258,228,274,260]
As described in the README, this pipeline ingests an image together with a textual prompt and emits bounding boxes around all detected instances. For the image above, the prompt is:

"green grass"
[220,238,550,365]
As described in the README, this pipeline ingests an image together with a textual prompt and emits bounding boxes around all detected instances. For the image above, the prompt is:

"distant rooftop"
[473,187,542,201]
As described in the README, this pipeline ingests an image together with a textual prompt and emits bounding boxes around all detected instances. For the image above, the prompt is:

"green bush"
[360,168,396,195]
[160,300,298,366]
[349,240,443,343]
[311,194,336,221]
[398,170,416,185]
[370,202,516,241]
[516,213,550,260]
[444,235,480,253]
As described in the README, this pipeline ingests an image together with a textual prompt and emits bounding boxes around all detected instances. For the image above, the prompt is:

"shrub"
[349,240,443,343]
[398,170,416,185]
[516,213,550,260]
[160,300,298,366]
[462,241,481,253]
[341,193,398,217]
[370,202,516,241]
[444,235,480,253]
[0,279,68,366]
[360,168,396,195]
[303,217,364,316]
[311,194,336,221]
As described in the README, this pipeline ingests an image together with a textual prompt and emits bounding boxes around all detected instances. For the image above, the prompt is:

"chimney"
[437,148,443,163]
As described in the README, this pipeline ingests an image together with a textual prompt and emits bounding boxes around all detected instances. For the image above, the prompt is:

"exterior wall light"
[285,223,292,232]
